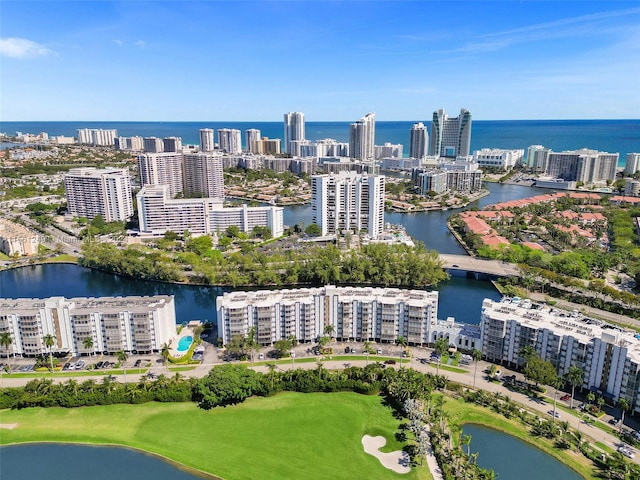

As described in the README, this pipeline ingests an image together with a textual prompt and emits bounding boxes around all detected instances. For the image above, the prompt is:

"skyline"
[1,1,639,122]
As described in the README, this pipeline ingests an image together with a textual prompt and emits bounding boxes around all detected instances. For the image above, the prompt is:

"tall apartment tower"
[218,128,242,154]
[143,137,164,153]
[137,152,185,198]
[199,128,215,152]
[409,122,429,160]
[311,171,385,238]
[64,167,133,221]
[625,153,640,176]
[429,108,472,158]
[163,137,182,153]
[245,129,261,153]
[526,145,551,171]
[349,113,376,161]
[183,153,225,199]
[284,112,305,155]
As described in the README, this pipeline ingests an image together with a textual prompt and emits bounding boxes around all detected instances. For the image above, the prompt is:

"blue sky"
[1,1,639,121]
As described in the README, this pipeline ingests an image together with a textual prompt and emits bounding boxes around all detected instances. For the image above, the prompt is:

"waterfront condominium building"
[311,171,385,238]
[526,145,551,171]
[76,128,117,147]
[545,149,618,184]
[137,152,185,198]
[625,153,640,176]
[199,128,215,153]
[64,167,133,221]
[217,285,439,346]
[252,137,281,155]
[473,148,525,170]
[429,108,472,158]
[245,129,261,153]
[374,143,403,160]
[284,112,306,155]
[137,185,284,237]
[0,295,176,357]
[218,128,243,154]
[183,153,224,200]
[143,137,164,153]
[409,122,429,160]
[163,137,183,153]
[480,297,640,412]
[349,113,376,161]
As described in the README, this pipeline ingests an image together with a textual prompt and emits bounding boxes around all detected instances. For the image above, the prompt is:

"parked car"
[560,394,571,401]
[350,347,356,354]
[75,360,85,370]
[134,359,142,367]
[376,348,382,355]
[258,353,265,360]
[95,361,104,369]
[384,359,396,365]
[547,410,561,419]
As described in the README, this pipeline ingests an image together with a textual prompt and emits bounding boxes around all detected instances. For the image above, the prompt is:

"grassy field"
[443,396,595,479]
[0,392,431,480]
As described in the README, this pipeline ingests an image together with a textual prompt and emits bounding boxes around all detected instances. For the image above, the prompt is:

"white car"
[618,445,635,459]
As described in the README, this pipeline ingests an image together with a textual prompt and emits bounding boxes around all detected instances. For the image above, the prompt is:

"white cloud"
[134,40,146,48]
[114,39,123,47]
[0,37,55,59]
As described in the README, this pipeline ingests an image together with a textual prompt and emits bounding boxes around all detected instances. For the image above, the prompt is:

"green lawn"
[0,392,430,480]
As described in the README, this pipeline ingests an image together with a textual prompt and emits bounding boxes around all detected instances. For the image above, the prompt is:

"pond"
[462,424,584,479]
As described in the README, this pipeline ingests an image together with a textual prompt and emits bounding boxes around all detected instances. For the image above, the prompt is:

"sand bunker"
[361,435,410,474]
[0,423,18,429]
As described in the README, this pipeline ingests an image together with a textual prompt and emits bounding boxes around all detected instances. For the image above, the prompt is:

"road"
[439,254,520,277]
[3,344,636,466]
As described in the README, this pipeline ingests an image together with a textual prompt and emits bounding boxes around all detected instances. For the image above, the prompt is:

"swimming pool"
[177,335,193,352]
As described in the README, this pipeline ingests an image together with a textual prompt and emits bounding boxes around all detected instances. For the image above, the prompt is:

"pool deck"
[170,328,195,358]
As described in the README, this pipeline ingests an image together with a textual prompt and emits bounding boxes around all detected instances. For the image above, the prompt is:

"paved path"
[439,254,520,277]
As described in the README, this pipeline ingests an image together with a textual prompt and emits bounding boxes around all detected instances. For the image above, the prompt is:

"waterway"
[462,424,584,480]
[0,183,549,325]
[0,444,206,480]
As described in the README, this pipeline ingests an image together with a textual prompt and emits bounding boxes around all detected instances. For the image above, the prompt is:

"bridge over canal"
[439,254,520,277]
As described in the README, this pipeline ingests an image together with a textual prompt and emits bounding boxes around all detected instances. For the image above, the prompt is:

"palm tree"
[519,344,536,369]
[551,376,564,423]
[472,348,482,389]
[0,332,12,359]
[597,396,605,414]
[564,365,584,409]
[247,326,258,364]
[587,391,595,406]
[324,324,334,340]
[618,398,630,434]
[43,333,55,373]
[396,336,407,364]
[433,337,449,375]
[161,343,170,368]
[116,350,128,383]
[83,337,94,357]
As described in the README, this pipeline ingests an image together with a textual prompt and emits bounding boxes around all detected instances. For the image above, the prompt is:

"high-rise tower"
[284,112,305,155]
[349,112,376,161]
[409,122,428,160]
[429,108,472,158]
[199,128,215,153]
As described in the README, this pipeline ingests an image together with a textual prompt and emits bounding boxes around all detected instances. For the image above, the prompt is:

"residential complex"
[284,112,305,155]
[625,153,640,176]
[217,286,441,346]
[245,129,261,153]
[137,152,185,198]
[143,137,164,153]
[137,185,284,237]
[218,128,243,154]
[528,146,619,185]
[64,167,133,221]
[0,295,176,357]
[349,113,376,161]
[473,148,524,170]
[429,108,472,158]
[0,219,39,256]
[311,171,385,238]
[183,153,225,200]
[480,297,640,411]
[76,128,117,147]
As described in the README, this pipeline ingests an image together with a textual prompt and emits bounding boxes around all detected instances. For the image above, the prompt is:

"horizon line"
[2,118,639,123]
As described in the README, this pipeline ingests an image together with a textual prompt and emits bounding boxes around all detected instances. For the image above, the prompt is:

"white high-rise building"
[429,108,472,158]
[218,128,242,154]
[183,153,225,200]
[545,149,618,184]
[625,153,640,175]
[143,137,164,153]
[409,122,428,160]
[199,128,215,153]
[0,295,176,357]
[284,112,305,155]
[137,185,283,237]
[349,113,376,160]
[76,128,117,147]
[245,129,261,153]
[163,137,182,153]
[217,286,438,346]
[64,167,133,222]
[474,148,524,170]
[137,152,185,198]
[374,143,403,160]
[311,171,385,238]
[526,145,551,171]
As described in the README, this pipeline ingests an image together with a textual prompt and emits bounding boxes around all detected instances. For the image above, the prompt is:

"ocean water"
[1,119,639,166]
